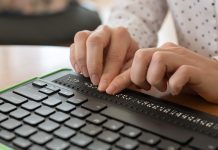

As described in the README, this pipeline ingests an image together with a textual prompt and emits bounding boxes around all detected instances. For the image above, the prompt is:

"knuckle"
[87,34,103,45]
[179,65,192,74]
[161,42,176,48]
[152,51,166,63]
[107,54,123,63]
[114,26,129,36]
[99,25,110,32]
[74,31,89,42]
[134,49,146,61]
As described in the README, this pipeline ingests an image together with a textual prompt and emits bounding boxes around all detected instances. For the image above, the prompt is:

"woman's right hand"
[70,25,139,92]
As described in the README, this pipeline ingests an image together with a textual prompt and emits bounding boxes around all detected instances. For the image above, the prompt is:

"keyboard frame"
[0,68,218,150]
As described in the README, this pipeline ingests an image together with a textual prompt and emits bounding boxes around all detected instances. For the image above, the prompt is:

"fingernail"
[91,74,100,85]
[74,63,80,73]
[98,80,108,91]
[82,67,89,77]
[106,85,117,95]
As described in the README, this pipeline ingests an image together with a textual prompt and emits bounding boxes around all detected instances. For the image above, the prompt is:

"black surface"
[0,3,101,45]
[0,71,218,149]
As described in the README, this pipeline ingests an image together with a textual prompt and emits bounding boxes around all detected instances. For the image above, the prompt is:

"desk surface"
[1,45,218,116]
[0,45,71,89]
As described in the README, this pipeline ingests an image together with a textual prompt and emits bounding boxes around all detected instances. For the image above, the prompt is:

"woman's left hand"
[105,42,218,104]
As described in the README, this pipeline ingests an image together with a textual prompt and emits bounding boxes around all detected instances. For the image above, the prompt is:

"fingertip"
[82,67,89,77]
[74,63,81,73]
[106,84,117,95]
[91,74,100,85]
[98,80,109,92]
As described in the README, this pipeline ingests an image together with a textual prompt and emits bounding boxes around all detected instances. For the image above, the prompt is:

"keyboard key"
[59,89,74,98]
[120,126,141,138]
[15,125,37,137]
[65,118,86,129]
[71,108,91,118]
[157,139,180,150]
[54,126,76,139]
[0,103,16,113]
[46,139,70,150]
[32,80,47,88]
[46,85,60,92]
[49,111,70,123]
[13,137,32,149]
[98,131,120,144]
[38,120,60,132]
[101,106,192,144]
[0,113,8,122]
[137,145,156,150]
[14,86,48,101]
[30,131,52,145]
[0,92,27,105]
[35,106,55,117]
[116,138,139,150]
[1,118,22,130]
[88,140,111,150]
[29,145,47,150]
[67,97,87,105]
[0,130,15,141]
[56,102,75,113]
[21,101,41,111]
[181,147,193,150]
[87,114,107,125]
[10,108,30,119]
[189,136,218,150]
[70,133,93,147]
[81,124,103,136]
[82,101,107,112]
[39,88,55,95]
[138,132,160,146]
[103,120,124,131]
[68,146,83,150]
[42,97,62,107]
[24,114,45,125]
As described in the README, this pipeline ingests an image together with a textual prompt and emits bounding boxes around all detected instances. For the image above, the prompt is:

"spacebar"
[101,106,192,144]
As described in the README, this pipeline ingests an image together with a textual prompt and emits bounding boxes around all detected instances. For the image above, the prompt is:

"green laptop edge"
[0,68,72,94]
[0,68,72,150]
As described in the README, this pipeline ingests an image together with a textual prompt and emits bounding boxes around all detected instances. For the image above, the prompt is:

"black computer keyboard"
[0,71,218,150]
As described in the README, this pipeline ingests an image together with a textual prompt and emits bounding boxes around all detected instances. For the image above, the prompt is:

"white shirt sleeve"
[106,0,168,48]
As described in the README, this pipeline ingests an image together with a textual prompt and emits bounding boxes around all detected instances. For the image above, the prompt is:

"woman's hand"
[70,25,139,91]
[106,42,218,103]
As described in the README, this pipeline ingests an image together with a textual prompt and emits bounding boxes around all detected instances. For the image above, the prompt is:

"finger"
[121,59,133,72]
[98,27,131,91]
[74,30,91,77]
[147,51,187,92]
[130,48,157,90]
[70,43,79,73]
[106,69,132,95]
[86,25,111,85]
[159,42,178,49]
[168,65,201,95]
